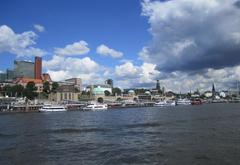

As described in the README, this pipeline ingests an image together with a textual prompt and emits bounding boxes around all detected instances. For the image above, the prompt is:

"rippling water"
[1,103,240,165]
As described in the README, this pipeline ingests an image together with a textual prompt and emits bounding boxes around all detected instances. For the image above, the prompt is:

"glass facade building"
[14,60,34,79]
[0,73,7,82]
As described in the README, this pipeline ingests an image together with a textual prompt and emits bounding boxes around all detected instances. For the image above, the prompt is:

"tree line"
[0,81,59,100]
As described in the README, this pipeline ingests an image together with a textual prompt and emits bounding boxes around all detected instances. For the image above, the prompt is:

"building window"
[64,93,67,100]
[69,93,71,100]
[61,93,63,100]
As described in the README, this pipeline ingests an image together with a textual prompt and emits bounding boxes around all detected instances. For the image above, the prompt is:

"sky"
[1,0,240,92]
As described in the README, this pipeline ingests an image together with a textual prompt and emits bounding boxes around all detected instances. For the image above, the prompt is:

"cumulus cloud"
[140,0,240,72]
[43,55,107,84]
[54,40,90,56]
[0,25,46,57]
[114,62,160,88]
[112,60,240,92]
[123,0,240,92]
[96,44,123,58]
[34,24,45,32]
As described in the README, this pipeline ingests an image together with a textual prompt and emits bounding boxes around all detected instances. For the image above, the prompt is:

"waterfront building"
[128,90,135,96]
[138,93,152,101]
[14,78,44,93]
[65,78,82,91]
[86,84,112,95]
[48,85,81,102]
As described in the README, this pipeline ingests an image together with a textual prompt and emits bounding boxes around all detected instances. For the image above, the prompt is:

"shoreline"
[0,101,239,114]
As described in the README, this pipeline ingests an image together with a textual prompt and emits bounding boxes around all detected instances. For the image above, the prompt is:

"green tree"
[41,81,51,98]
[81,91,91,96]
[12,84,24,97]
[43,81,50,94]
[23,81,38,100]
[2,85,12,97]
[104,90,111,96]
[112,87,122,96]
[51,82,59,93]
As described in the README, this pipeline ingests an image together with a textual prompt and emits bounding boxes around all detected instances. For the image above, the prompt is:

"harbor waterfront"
[0,103,240,164]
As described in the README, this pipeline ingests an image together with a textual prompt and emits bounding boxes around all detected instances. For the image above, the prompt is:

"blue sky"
[0,0,149,69]
[1,0,240,92]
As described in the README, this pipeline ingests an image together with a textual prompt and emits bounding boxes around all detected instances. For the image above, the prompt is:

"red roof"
[14,78,43,84]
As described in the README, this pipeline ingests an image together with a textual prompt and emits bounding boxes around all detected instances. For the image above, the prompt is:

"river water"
[0,103,240,165]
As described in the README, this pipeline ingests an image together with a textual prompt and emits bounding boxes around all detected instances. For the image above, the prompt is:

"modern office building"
[0,56,43,82]
[0,73,7,82]
[14,60,34,79]
[6,69,15,80]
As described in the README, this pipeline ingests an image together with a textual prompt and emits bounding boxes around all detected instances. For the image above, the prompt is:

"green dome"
[93,86,105,95]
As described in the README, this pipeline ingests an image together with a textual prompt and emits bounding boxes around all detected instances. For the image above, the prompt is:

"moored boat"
[39,104,66,112]
[191,99,202,105]
[83,103,108,111]
[154,100,176,107]
[176,98,191,105]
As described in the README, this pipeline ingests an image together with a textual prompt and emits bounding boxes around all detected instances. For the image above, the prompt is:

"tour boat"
[39,104,67,112]
[83,103,108,111]
[176,98,191,105]
[154,100,176,107]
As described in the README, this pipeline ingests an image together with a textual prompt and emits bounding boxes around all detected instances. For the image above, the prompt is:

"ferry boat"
[39,104,66,112]
[154,100,176,107]
[82,103,108,111]
[176,98,191,105]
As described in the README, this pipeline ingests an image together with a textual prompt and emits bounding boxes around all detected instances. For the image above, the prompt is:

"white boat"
[154,100,176,107]
[39,104,66,112]
[176,98,191,105]
[83,103,108,111]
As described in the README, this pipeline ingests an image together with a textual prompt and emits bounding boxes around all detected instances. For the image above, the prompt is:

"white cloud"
[34,24,45,32]
[112,60,240,92]
[114,62,160,88]
[115,62,140,78]
[130,0,240,92]
[231,32,240,44]
[43,55,107,84]
[140,0,240,71]
[0,25,46,57]
[54,40,90,56]
[96,44,123,58]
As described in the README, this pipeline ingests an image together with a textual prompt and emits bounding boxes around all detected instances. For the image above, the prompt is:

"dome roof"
[93,86,105,95]
[145,91,151,95]
[128,90,135,94]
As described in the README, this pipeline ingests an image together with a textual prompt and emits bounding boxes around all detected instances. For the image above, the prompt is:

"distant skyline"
[1,0,240,92]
